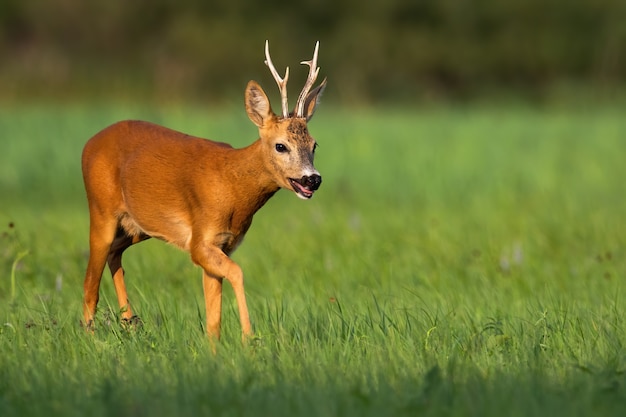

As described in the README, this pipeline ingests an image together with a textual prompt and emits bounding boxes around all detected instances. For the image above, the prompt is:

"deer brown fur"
[81,42,326,341]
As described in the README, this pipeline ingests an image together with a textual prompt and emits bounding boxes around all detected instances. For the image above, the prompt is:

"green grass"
[1,102,625,416]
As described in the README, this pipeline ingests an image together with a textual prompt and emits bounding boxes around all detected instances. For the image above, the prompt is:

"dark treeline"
[0,0,624,102]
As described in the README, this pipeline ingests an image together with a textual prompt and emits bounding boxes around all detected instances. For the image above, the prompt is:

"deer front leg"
[192,244,253,342]
[202,273,223,339]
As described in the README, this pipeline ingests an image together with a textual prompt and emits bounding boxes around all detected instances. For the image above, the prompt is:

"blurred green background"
[2,4,626,416]
[1,0,624,104]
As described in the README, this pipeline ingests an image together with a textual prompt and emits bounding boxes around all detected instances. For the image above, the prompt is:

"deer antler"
[295,41,321,118]
[264,40,290,119]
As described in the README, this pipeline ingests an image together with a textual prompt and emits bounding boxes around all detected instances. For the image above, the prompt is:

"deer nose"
[303,174,322,190]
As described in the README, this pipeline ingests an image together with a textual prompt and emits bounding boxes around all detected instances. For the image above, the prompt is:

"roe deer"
[81,41,326,341]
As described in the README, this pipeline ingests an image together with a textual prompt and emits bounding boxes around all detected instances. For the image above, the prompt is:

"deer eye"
[313,143,318,152]
[275,143,288,153]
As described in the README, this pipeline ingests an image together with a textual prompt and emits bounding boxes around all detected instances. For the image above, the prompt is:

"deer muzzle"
[289,174,322,199]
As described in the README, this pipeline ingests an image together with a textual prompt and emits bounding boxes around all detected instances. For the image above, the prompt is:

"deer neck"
[228,139,280,211]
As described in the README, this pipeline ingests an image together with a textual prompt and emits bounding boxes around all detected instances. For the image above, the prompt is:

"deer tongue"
[289,178,314,198]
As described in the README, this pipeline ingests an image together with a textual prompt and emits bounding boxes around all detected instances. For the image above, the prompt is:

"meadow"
[1,101,625,416]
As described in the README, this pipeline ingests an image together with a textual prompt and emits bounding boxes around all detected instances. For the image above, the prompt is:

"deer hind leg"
[83,214,118,329]
[107,227,150,325]
[107,228,135,322]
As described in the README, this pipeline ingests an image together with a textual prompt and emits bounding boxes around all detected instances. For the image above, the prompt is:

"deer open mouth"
[289,178,315,199]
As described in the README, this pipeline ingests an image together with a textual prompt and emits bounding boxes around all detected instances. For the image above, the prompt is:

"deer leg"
[192,244,252,342]
[202,273,223,339]
[83,216,117,329]
[107,228,135,322]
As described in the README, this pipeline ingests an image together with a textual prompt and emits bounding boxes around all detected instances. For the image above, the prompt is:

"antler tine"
[264,40,290,119]
[295,41,321,118]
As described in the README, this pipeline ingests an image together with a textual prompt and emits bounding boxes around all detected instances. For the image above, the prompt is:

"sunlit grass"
[1,102,625,416]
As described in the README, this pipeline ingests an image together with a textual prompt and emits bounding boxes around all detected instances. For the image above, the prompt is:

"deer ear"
[245,81,274,128]
[302,78,327,122]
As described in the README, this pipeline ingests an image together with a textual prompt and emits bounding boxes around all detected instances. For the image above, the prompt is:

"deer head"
[244,41,327,199]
